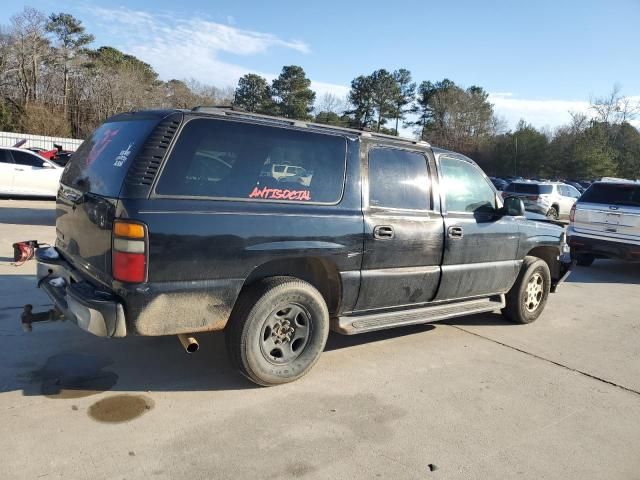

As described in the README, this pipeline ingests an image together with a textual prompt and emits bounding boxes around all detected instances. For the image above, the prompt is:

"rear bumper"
[568,232,640,261]
[36,248,126,337]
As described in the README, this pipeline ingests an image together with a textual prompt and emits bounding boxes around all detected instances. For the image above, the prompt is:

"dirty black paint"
[27,353,118,399]
[88,394,153,423]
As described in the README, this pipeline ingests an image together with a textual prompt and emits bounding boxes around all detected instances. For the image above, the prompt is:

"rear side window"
[368,148,430,210]
[156,119,347,203]
[61,118,159,196]
[506,183,552,195]
[580,183,640,207]
[0,150,13,164]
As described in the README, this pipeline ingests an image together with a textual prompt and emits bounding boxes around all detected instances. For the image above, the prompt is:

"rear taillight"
[569,204,576,223]
[112,220,147,283]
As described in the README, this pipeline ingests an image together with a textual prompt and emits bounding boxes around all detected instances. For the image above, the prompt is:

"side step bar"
[331,295,505,335]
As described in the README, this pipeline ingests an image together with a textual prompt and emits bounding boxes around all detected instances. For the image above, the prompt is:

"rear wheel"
[226,277,329,386]
[546,206,559,220]
[574,253,595,267]
[502,256,551,324]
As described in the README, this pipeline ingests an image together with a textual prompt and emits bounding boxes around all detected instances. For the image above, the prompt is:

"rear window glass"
[155,118,347,203]
[61,119,158,196]
[505,183,552,194]
[580,183,640,206]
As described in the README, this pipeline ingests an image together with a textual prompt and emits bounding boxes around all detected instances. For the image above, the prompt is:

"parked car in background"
[564,180,586,194]
[489,176,509,190]
[28,144,75,167]
[0,147,63,197]
[25,107,570,386]
[502,181,581,220]
[568,180,640,266]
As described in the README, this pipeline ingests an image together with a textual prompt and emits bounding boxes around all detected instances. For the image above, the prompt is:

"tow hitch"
[21,304,64,332]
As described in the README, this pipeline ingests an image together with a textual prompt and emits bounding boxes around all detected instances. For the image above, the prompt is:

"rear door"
[573,183,640,242]
[436,155,520,301]
[0,149,15,193]
[56,113,164,285]
[354,146,443,311]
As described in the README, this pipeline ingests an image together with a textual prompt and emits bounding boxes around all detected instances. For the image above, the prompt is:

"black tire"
[574,253,595,267]
[546,206,559,220]
[502,256,551,324]
[226,277,329,386]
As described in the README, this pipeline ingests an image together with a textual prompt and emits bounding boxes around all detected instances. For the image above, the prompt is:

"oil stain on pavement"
[88,394,154,423]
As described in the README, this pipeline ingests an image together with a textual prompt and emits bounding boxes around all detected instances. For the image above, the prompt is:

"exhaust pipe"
[177,334,199,353]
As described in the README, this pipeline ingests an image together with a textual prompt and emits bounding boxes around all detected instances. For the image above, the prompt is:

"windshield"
[580,183,640,207]
[61,118,158,197]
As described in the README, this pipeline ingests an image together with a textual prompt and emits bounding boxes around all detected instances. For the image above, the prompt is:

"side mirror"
[503,196,525,216]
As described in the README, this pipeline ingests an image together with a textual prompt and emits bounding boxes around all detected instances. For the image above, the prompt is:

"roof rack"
[189,106,430,147]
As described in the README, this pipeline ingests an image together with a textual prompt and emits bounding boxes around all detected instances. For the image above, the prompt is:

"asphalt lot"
[1,199,639,480]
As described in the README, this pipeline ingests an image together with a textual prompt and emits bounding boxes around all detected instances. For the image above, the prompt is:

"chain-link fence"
[0,131,83,151]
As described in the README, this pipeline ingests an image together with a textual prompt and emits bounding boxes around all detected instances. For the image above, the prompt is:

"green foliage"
[46,13,94,51]
[232,73,272,113]
[270,65,315,119]
[347,75,376,129]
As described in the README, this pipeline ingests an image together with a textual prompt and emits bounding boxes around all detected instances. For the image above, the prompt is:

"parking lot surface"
[1,199,639,479]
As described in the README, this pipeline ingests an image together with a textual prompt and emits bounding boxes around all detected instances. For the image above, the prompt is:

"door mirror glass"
[503,196,525,216]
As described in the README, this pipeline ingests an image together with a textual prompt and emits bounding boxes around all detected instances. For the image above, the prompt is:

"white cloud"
[489,92,591,130]
[85,6,310,87]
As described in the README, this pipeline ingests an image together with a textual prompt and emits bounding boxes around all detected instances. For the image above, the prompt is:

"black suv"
[28,108,571,386]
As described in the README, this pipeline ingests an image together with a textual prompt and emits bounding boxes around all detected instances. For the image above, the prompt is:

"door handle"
[373,225,394,240]
[447,226,463,239]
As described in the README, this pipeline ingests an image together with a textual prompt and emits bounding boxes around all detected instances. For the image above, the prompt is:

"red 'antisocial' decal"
[248,186,311,201]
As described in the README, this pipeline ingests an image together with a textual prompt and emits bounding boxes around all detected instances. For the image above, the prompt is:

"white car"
[0,147,63,197]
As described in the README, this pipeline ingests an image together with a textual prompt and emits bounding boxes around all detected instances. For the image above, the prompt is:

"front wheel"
[502,256,551,324]
[226,277,329,386]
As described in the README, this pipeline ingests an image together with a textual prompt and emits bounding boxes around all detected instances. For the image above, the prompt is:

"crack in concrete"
[446,324,640,397]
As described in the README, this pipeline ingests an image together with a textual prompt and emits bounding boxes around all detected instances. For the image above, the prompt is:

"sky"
[2,0,640,132]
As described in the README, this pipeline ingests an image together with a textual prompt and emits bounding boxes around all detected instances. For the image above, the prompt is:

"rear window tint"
[580,183,640,206]
[155,118,347,203]
[61,118,158,196]
[505,183,552,194]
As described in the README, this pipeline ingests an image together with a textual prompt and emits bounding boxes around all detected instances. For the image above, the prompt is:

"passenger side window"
[439,156,496,213]
[368,148,430,210]
[0,150,13,164]
[11,151,47,168]
[156,119,347,203]
[13,151,47,168]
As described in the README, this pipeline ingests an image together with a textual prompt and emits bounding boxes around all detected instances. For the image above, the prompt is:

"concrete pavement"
[1,199,639,479]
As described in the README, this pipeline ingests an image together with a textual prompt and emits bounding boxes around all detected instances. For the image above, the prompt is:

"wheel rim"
[259,303,312,365]
[546,208,558,220]
[524,272,544,312]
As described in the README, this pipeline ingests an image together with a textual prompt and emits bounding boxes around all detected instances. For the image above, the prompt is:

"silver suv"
[502,181,581,220]
[568,181,640,266]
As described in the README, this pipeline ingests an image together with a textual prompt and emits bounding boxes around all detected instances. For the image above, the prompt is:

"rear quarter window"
[61,118,159,196]
[155,118,347,203]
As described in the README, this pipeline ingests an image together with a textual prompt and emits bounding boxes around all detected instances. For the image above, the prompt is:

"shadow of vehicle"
[566,259,640,285]
[0,207,56,227]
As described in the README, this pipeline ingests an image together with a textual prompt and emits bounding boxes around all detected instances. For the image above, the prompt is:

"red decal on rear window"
[248,186,311,201]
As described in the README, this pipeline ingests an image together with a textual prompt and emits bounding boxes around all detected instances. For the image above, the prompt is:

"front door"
[354,146,444,312]
[435,155,521,301]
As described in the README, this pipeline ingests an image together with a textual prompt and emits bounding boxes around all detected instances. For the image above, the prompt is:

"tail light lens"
[112,220,147,283]
[569,204,576,223]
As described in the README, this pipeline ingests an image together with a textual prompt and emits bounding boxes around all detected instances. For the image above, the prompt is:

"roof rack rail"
[188,107,430,147]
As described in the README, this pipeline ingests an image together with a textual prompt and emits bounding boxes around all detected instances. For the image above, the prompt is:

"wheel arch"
[239,257,342,316]
[526,245,561,282]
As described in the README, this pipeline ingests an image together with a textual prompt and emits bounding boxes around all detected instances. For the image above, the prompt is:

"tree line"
[1,6,639,180]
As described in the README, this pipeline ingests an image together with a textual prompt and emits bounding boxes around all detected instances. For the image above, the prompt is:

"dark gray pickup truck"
[25,108,572,386]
